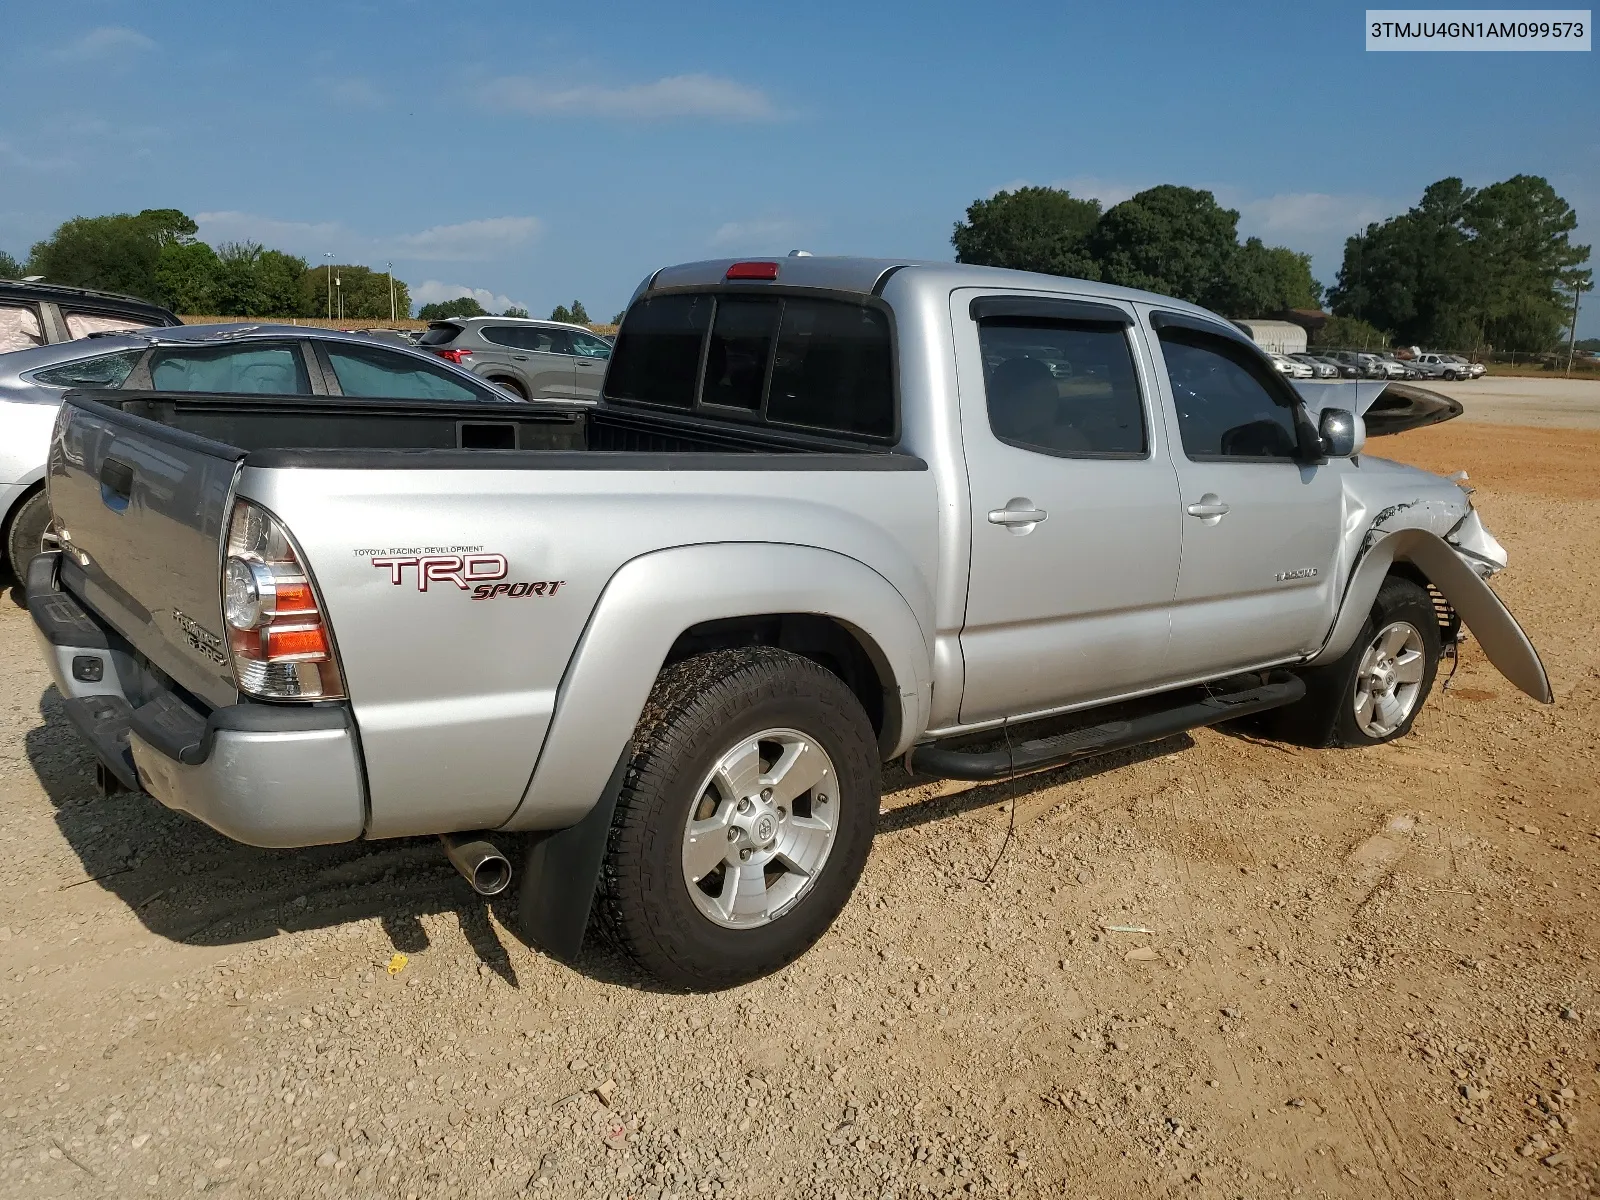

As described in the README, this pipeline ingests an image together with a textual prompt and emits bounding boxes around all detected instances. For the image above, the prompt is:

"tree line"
[953,176,1590,353]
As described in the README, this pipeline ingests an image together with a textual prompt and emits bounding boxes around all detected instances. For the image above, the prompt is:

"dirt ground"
[1,419,1596,1200]
[1426,376,1600,430]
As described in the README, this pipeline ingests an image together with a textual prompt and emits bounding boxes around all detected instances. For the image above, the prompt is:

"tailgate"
[49,397,244,709]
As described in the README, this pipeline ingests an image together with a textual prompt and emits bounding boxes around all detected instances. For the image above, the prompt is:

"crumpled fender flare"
[497,541,933,834]
[1309,529,1552,703]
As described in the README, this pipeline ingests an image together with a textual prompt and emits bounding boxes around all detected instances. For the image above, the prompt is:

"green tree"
[1309,314,1391,351]
[0,249,23,279]
[1086,185,1241,308]
[502,306,530,319]
[134,208,200,248]
[612,310,626,325]
[27,213,164,299]
[1329,175,1589,352]
[550,300,590,324]
[298,264,411,320]
[256,250,310,317]
[951,186,1102,278]
[155,240,220,312]
[417,296,488,320]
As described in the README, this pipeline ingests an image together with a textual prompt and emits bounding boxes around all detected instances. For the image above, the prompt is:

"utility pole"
[323,252,333,320]
[1567,279,1589,377]
[336,273,343,321]
[387,262,395,323]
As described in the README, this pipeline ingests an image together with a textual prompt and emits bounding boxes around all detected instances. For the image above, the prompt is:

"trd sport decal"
[363,552,564,599]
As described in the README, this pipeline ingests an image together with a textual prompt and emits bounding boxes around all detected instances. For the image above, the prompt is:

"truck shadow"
[25,685,545,989]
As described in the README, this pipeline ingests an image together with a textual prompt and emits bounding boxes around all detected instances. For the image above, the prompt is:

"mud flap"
[514,750,628,964]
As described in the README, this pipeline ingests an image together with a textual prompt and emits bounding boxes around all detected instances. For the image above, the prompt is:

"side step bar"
[907,673,1306,782]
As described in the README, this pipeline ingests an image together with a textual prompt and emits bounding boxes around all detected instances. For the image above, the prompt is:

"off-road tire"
[3,488,49,583]
[593,647,879,990]
[1264,575,1441,749]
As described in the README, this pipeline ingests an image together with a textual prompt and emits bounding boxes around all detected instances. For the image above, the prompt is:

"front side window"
[324,343,485,402]
[65,311,155,339]
[978,320,1145,457]
[605,294,714,409]
[569,331,611,359]
[1158,328,1302,460]
[149,343,312,394]
[0,303,44,353]
[32,349,143,390]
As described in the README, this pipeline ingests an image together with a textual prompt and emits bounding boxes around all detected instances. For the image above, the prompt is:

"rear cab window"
[606,291,895,440]
[323,341,493,402]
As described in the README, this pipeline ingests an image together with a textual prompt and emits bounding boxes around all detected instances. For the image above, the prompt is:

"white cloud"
[193,212,541,263]
[323,76,386,110]
[708,217,814,251]
[477,72,776,121]
[1236,191,1393,240]
[412,281,524,314]
[1049,176,1143,209]
[394,216,542,261]
[54,26,155,61]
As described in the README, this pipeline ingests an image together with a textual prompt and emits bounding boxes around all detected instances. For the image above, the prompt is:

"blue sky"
[4,1,1596,334]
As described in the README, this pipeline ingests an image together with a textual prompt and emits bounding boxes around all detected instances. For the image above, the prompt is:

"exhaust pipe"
[439,833,512,896]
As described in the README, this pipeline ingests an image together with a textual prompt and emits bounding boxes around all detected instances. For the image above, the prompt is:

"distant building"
[1235,319,1307,355]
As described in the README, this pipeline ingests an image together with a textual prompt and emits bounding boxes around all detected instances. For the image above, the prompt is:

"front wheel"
[594,647,880,989]
[1262,576,1441,748]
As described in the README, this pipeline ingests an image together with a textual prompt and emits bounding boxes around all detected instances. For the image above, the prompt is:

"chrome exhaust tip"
[439,833,512,896]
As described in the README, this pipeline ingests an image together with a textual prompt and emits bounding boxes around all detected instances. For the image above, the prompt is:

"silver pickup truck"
[28,256,1550,989]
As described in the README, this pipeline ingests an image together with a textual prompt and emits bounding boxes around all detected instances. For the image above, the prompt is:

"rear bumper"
[28,552,366,848]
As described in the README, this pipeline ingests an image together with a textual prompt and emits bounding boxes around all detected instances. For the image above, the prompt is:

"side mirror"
[1318,408,1364,458]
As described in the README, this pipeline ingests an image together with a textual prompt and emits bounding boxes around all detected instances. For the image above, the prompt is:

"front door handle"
[1185,494,1230,520]
[987,499,1047,531]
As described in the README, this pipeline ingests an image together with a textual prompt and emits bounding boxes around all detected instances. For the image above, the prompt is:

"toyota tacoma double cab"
[28,256,1550,989]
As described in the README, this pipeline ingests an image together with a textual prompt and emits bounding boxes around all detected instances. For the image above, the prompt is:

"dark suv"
[417,316,611,400]
[0,280,180,355]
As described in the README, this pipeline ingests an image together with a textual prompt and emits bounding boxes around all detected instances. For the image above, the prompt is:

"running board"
[907,673,1306,782]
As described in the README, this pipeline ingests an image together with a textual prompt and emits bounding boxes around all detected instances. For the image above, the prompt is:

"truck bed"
[73,389,903,462]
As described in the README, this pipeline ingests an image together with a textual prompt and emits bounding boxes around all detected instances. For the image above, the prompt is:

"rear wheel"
[594,647,879,990]
[1262,576,1441,748]
[3,489,50,582]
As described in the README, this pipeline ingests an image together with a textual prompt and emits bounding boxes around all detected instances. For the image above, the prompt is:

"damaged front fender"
[1311,527,1552,703]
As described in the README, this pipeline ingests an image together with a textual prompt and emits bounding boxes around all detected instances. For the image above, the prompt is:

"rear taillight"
[433,348,472,364]
[222,500,345,700]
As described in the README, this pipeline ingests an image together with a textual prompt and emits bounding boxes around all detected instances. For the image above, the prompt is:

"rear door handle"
[1185,495,1230,519]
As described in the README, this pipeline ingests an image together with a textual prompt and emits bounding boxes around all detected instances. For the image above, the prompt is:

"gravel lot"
[1428,376,1600,429]
[1,416,1596,1199]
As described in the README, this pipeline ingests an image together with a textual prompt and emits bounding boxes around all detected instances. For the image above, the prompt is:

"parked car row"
[1268,348,1485,382]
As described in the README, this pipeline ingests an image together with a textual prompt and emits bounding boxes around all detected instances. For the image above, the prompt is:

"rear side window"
[149,344,311,394]
[65,311,155,339]
[0,303,44,353]
[606,293,895,438]
[1157,328,1301,460]
[606,294,714,409]
[32,349,143,389]
[977,320,1145,457]
[325,343,486,402]
[418,323,463,347]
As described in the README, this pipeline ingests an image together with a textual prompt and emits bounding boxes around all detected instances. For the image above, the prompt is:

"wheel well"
[664,614,893,748]
[1,480,45,566]
[487,375,526,397]
[1387,561,1461,644]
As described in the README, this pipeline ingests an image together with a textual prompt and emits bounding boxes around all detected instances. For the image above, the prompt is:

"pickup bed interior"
[68,390,915,465]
